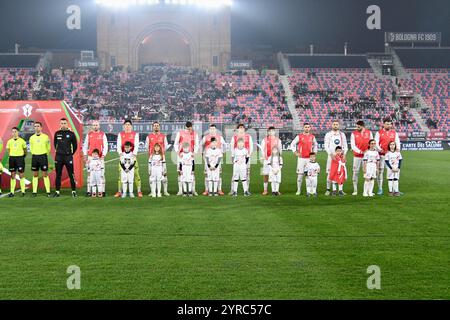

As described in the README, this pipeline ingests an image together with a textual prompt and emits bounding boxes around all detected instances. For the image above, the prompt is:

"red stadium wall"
[0,101,83,190]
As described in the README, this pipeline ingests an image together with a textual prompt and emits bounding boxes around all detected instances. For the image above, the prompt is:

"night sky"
[0,0,448,53]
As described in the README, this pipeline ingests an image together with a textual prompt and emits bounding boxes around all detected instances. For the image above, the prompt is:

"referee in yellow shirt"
[6,127,27,197]
[30,122,52,197]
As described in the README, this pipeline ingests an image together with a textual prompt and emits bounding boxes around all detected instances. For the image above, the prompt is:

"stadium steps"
[410,107,430,133]
[390,48,409,79]
[367,58,384,77]
[279,75,301,130]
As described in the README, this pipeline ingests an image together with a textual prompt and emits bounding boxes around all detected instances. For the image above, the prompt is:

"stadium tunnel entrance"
[138,29,192,68]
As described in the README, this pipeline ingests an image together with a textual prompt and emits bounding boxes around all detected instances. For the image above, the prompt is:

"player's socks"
[243,180,249,193]
[178,178,183,195]
[157,181,161,196]
[20,178,26,194]
[129,183,134,196]
[233,181,238,194]
[352,172,358,194]
[10,178,16,194]
[264,182,268,192]
[122,183,128,197]
[326,179,331,190]
[388,180,393,193]
[377,174,383,191]
[297,174,303,192]
[208,181,213,194]
[393,180,399,193]
[192,180,197,195]
[43,176,50,194]
[32,176,38,194]
[163,178,169,195]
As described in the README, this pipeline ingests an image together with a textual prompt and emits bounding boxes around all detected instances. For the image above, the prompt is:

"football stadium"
[0,0,449,306]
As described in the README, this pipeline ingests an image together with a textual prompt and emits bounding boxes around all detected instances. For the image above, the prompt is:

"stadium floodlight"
[96,0,231,7]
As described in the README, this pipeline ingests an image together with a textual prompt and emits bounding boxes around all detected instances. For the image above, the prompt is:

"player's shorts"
[180,167,194,183]
[387,168,400,180]
[31,154,49,172]
[233,164,247,181]
[353,156,364,174]
[89,171,104,186]
[364,163,377,179]
[207,168,220,182]
[149,167,164,182]
[269,171,281,183]
[9,156,25,173]
[118,160,140,183]
[297,157,309,174]
[306,176,318,189]
[121,169,135,184]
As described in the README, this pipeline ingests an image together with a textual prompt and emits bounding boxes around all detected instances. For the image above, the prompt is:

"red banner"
[0,101,83,190]
[427,131,447,140]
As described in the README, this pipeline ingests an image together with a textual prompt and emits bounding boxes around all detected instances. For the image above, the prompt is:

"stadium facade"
[96,5,231,72]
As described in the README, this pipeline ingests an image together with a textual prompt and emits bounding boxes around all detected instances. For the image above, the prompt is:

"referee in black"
[53,118,78,197]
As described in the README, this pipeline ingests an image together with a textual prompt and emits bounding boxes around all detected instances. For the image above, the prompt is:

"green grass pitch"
[0,151,449,299]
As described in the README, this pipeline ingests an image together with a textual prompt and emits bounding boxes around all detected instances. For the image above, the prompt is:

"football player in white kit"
[232,139,251,197]
[324,121,348,196]
[362,140,380,197]
[350,120,373,195]
[205,137,223,196]
[385,141,403,197]
[304,152,320,197]
[120,142,136,198]
[148,143,166,198]
[178,142,195,197]
[267,146,283,196]
[201,124,226,196]
[87,149,105,198]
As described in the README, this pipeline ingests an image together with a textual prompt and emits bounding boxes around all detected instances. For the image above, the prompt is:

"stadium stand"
[34,66,292,128]
[400,69,449,133]
[288,68,421,132]
[0,56,447,134]
[0,68,37,100]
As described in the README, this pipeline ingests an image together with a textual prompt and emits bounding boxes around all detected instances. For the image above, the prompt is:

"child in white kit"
[205,137,223,197]
[304,152,320,197]
[178,142,195,196]
[385,141,403,197]
[268,146,283,196]
[232,139,250,197]
[363,139,380,197]
[149,143,166,198]
[87,149,105,198]
[120,141,136,198]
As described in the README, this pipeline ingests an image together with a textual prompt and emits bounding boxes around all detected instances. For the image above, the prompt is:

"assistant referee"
[53,118,78,197]
[30,122,51,197]
[6,127,27,197]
